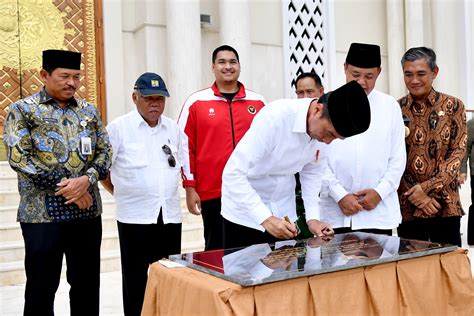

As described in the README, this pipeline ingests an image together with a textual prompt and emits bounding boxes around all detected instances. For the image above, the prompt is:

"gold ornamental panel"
[0,0,104,161]
[0,0,20,130]
[0,0,67,70]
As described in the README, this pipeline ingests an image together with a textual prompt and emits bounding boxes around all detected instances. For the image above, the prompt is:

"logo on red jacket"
[208,108,215,116]
[248,105,256,114]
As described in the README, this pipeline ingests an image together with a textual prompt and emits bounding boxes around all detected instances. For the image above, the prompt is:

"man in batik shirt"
[398,47,467,246]
[3,49,112,315]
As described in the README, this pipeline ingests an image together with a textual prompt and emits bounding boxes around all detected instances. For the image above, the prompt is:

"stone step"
[94,223,204,253]
[0,221,20,242]
[0,205,202,240]
[0,199,117,224]
[182,223,204,243]
[0,191,114,207]
[0,161,16,177]
[0,205,17,223]
[0,232,121,267]
[0,163,127,184]
[0,236,203,286]
[0,177,113,196]
[0,189,204,224]
[0,223,203,263]
[0,190,20,206]
[0,175,18,190]
[99,232,120,253]
[0,173,119,192]
[0,239,206,287]
[0,215,119,242]
[0,249,122,286]
[0,240,24,262]
[182,239,205,253]
[0,164,207,285]
[182,211,204,225]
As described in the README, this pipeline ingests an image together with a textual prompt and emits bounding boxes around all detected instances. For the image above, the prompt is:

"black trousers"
[333,227,393,236]
[468,177,474,245]
[397,216,461,246]
[223,218,282,249]
[201,198,224,250]
[21,216,102,316]
[117,211,181,316]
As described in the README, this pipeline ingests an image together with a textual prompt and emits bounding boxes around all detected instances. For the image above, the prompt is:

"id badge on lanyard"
[81,137,92,155]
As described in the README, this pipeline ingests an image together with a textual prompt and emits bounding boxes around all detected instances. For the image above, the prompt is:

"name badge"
[81,137,92,155]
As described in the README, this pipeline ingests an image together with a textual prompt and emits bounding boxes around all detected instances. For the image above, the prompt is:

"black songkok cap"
[42,50,81,71]
[345,43,381,68]
[326,80,370,137]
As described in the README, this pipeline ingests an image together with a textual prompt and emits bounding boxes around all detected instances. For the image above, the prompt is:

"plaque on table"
[169,232,458,286]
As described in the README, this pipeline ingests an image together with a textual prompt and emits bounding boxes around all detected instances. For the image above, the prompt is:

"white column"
[431,0,466,101]
[404,0,425,48]
[165,0,202,120]
[465,0,473,112]
[218,0,252,87]
[386,0,406,98]
[103,0,126,122]
[122,0,168,114]
[324,0,337,91]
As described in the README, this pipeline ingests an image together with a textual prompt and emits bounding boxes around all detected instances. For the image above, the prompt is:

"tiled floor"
[2,185,474,315]
[0,272,123,315]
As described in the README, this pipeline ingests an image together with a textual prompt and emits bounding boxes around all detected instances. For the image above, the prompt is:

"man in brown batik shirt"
[398,47,467,246]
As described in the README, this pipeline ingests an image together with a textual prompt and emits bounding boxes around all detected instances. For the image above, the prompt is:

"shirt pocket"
[123,143,148,169]
[166,143,181,168]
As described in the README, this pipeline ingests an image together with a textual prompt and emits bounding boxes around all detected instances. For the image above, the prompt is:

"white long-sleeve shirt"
[221,98,328,232]
[106,110,185,224]
[319,89,406,229]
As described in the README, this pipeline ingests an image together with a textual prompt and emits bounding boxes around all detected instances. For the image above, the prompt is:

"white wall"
[333,0,390,94]
[467,0,474,111]
[120,0,168,115]
[462,0,474,120]
[102,0,126,122]
[200,0,221,90]
[249,0,284,101]
[103,0,473,121]
[432,0,468,103]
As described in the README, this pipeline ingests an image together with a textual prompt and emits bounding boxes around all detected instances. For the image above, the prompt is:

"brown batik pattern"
[398,89,467,221]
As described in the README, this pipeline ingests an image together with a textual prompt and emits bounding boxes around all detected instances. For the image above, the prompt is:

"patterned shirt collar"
[406,88,439,108]
[39,87,78,107]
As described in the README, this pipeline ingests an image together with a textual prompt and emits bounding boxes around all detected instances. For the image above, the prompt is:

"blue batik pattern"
[3,89,112,223]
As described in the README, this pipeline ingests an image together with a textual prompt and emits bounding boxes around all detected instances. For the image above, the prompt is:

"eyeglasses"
[162,144,176,167]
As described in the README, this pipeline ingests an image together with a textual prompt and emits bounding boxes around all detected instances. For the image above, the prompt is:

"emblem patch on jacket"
[208,108,215,116]
[248,105,256,114]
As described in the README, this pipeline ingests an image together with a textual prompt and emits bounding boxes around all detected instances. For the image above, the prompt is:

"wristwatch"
[86,172,97,186]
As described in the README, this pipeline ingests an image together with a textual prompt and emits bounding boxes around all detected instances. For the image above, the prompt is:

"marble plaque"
[169,232,458,287]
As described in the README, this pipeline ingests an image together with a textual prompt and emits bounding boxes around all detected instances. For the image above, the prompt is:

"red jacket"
[178,82,266,201]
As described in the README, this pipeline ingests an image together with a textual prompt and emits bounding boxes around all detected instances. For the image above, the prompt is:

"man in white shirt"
[102,73,186,316]
[319,43,406,235]
[221,81,371,249]
[294,72,326,237]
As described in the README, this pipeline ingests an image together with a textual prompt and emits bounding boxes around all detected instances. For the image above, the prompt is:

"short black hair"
[401,47,438,71]
[212,45,239,63]
[315,92,331,120]
[295,72,323,89]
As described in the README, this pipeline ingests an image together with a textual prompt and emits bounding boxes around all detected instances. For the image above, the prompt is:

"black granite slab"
[169,232,458,287]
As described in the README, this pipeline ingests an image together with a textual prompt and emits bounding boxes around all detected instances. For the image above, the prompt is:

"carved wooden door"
[0,0,105,160]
